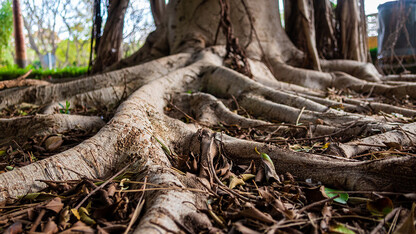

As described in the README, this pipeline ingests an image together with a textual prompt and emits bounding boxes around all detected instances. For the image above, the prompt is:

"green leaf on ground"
[324,187,349,204]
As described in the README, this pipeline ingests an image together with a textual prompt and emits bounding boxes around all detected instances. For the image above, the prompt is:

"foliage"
[55,39,91,67]
[59,101,71,114]
[0,0,13,66]
[0,66,88,80]
[370,47,377,64]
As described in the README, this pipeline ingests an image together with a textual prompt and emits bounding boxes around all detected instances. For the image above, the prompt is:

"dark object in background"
[378,0,416,74]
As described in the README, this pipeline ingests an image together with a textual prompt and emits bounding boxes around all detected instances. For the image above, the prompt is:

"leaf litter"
[0,95,416,233]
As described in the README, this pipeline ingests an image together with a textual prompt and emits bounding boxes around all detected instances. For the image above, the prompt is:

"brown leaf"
[257,187,274,202]
[58,207,71,229]
[60,221,95,234]
[238,203,275,224]
[4,222,22,234]
[43,219,59,234]
[383,142,403,151]
[255,167,265,183]
[261,154,280,183]
[272,199,297,220]
[44,136,63,152]
[320,204,332,231]
[233,221,261,234]
[45,197,64,213]
[304,186,327,204]
[367,197,394,216]
[229,176,245,189]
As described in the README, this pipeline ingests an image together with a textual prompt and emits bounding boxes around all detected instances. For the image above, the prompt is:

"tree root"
[328,122,416,158]
[0,114,105,147]
[1,49,416,233]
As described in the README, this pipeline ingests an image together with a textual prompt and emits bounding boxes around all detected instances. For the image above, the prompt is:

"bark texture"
[12,0,26,68]
[337,0,368,62]
[91,0,130,73]
[1,0,416,233]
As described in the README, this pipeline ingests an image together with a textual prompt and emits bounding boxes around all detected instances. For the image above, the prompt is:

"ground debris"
[0,170,147,233]
[0,129,96,173]
[176,132,416,233]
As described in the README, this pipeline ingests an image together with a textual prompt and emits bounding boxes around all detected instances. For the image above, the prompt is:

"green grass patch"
[0,66,88,81]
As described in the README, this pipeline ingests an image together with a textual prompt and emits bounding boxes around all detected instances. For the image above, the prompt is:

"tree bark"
[91,0,130,73]
[12,0,26,68]
[336,0,368,62]
[314,0,337,59]
[150,0,165,27]
[1,0,416,233]
[285,0,321,70]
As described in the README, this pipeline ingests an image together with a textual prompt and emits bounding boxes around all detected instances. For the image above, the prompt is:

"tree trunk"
[336,0,368,62]
[150,0,165,27]
[314,0,337,59]
[12,0,26,68]
[284,0,321,70]
[91,0,129,73]
[1,0,416,233]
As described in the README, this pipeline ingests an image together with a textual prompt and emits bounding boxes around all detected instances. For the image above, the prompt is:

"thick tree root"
[0,114,105,147]
[0,53,191,109]
[329,122,416,158]
[1,49,416,233]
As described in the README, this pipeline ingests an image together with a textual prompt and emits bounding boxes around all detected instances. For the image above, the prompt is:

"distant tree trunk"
[284,0,321,70]
[13,0,26,68]
[150,0,165,27]
[314,0,337,59]
[91,0,129,73]
[336,0,368,62]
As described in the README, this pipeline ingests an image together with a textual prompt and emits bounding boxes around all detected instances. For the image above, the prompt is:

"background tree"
[22,0,66,68]
[122,0,153,57]
[1,0,416,233]
[336,0,368,62]
[91,0,130,73]
[13,0,26,68]
[285,0,368,65]
[0,0,13,66]
[58,0,92,67]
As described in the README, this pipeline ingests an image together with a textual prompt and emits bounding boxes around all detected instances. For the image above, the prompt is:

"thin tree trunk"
[284,0,321,70]
[337,0,367,62]
[314,0,337,59]
[13,0,26,68]
[150,0,165,27]
[91,0,129,73]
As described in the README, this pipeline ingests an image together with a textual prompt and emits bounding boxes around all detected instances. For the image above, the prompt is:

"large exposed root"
[0,114,105,147]
[329,122,416,158]
[1,49,416,233]
[0,53,191,109]
[211,134,416,192]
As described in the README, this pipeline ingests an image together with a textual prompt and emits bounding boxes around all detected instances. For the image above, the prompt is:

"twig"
[0,70,50,90]
[298,195,340,213]
[74,163,131,210]
[17,69,33,80]
[352,150,416,159]
[124,177,147,234]
[370,207,401,234]
[29,209,46,232]
[296,107,306,126]
[169,101,209,127]
[115,187,207,193]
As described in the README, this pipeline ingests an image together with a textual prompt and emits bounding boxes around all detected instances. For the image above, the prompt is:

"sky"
[365,0,392,14]
[278,0,394,15]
